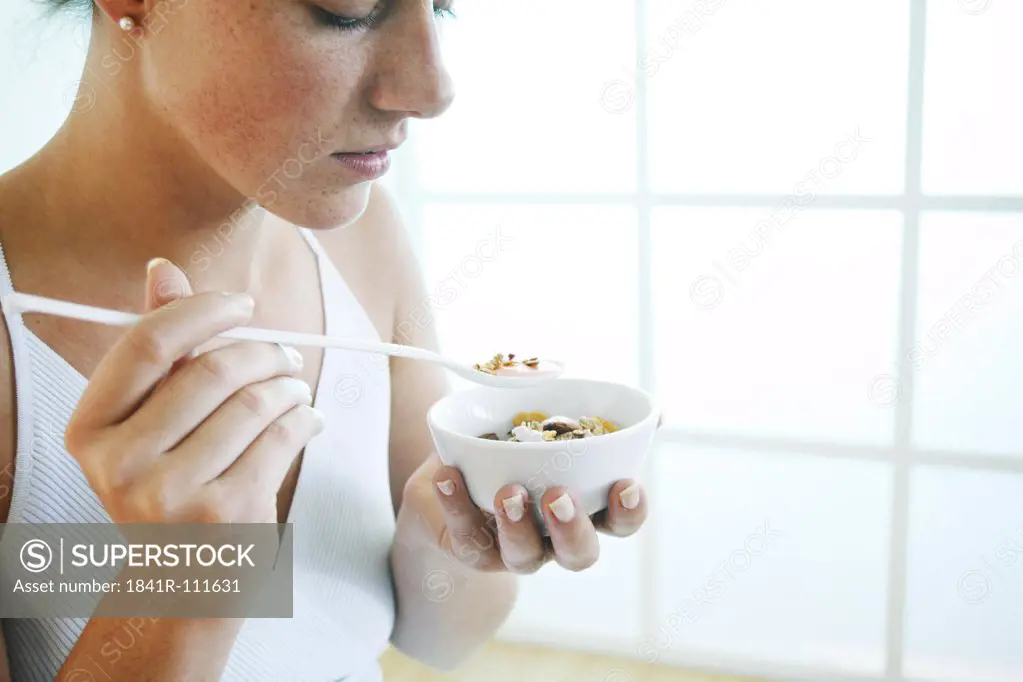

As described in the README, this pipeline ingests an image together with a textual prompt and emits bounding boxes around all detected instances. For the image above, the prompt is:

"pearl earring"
[118,16,136,31]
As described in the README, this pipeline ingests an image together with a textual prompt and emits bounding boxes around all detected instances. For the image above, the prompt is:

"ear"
[92,0,147,32]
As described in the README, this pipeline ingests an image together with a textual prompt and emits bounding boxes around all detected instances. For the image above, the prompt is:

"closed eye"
[313,2,456,32]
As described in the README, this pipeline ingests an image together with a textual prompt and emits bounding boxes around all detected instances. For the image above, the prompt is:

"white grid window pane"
[413,0,637,194]
[904,467,1023,682]
[922,2,1022,195]
[497,534,644,644]
[650,208,902,444]
[651,444,890,673]
[419,204,640,391]
[0,3,87,173]
[645,0,908,195]
[911,213,1023,456]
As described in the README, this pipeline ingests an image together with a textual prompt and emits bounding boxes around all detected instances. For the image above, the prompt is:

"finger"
[145,257,192,313]
[492,484,547,574]
[210,404,326,515]
[69,290,255,435]
[433,466,504,572]
[145,258,195,378]
[541,487,600,572]
[123,340,305,455]
[595,480,648,538]
[155,375,315,486]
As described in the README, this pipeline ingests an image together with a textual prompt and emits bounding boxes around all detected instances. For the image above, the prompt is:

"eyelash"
[315,4,456,32]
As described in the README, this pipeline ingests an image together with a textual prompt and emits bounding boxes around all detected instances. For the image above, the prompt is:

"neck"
[2,47,278,297]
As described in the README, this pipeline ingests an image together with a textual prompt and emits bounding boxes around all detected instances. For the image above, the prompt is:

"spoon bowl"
[0,292,564,389]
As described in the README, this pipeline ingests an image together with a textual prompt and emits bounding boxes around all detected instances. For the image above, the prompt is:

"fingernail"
[146,257,172,274]
[231,293,255,314]
[289,378,313,404]
[436,480,455,496]
[549,493,575,524]
[309,406,326,431]
[278,343,304,371]
[502,493,525,522]
[620,484,640,510]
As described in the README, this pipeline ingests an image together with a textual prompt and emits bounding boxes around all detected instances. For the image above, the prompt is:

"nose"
[367,6,456,120]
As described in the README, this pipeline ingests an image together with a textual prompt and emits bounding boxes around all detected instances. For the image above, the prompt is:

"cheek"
[145,5,360,181]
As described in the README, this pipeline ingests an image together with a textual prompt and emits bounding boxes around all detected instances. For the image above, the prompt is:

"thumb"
[144,258,195,378]
[145,257,192,312]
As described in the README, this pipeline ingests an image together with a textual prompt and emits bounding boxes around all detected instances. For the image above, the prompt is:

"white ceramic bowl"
[427,378,659,531]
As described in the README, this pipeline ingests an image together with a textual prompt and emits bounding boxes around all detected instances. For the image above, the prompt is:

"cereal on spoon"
[472,352,561,379]
[473,352,539,375]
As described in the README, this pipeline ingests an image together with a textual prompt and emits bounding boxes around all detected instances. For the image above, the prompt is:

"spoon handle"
[1,292,445,364]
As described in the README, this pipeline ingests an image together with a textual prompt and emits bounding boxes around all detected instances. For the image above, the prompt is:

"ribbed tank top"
[0,228,397,682]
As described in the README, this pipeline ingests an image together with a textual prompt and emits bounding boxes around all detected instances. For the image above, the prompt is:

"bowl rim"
[426,377,661,450]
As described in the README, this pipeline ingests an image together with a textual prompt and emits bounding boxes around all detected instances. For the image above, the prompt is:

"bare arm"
[55,617,244,682]
[0,626,10,682]
[354,185,518,669]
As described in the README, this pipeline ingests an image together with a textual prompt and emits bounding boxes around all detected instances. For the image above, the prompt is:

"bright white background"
[2,2,1022,682]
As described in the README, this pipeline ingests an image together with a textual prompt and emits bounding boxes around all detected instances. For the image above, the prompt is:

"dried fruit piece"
[523,357,540,368]
[512,411,549,426]
[480,432,500,440]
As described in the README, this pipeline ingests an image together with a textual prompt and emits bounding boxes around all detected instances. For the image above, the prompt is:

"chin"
[262,182,374,231]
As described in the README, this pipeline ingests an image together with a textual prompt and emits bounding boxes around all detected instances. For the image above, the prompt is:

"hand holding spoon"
[0,292,564,388]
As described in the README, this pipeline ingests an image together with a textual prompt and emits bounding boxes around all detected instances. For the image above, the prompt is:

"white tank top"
[0,228,397,682]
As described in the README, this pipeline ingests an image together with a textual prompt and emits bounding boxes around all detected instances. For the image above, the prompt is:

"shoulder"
[299,183,420,342]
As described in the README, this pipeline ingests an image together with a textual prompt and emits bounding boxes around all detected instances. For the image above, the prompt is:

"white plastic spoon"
[1,292,565,389]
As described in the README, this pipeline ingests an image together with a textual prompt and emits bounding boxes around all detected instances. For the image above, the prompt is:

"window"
[389,2,1023,680]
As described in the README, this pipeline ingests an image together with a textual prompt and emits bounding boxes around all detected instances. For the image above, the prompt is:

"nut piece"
[541,416,582,435]
[523,357,540,368]
[579,417,610,435]
[479,432,500,440]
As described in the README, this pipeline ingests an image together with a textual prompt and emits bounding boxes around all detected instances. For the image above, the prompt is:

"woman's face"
[121,0,455,228]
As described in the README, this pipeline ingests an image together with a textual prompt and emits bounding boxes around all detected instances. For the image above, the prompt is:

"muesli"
[479,411,620,442]
[472,352,540,375]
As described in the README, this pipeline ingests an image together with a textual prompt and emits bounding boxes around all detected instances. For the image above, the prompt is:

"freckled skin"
[136,0,454,228]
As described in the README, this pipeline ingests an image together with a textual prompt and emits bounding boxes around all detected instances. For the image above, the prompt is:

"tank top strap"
[295,225,332,265]
[294,226,382,344]
[0,237,15,296]
[0,236,27,335]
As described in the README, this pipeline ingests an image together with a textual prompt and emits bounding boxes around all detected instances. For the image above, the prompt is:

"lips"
[335,136,405,156]
[331,149,391,180]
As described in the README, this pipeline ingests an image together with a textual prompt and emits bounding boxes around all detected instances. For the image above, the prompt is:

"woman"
[0,1,649,680]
